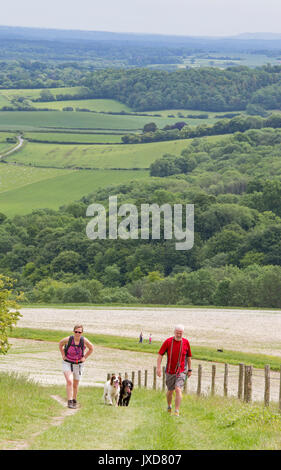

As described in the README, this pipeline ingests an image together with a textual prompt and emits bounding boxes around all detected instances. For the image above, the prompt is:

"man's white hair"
[174,324,184,332]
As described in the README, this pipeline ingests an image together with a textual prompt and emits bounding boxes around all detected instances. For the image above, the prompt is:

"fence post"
[162,366,165,391]
[264,365,270,407]
[107,373,110,381]
[153,366,157,390]
[138,370,141,389]
[197,364,202,397]
[132,371,135,386]
[144,370,148,388]
[224,364,228,397]
[211,365,216,396]
[125,372,128,380]
[279,366,281,413]
[244,366,253,403]
[238,363,244,400]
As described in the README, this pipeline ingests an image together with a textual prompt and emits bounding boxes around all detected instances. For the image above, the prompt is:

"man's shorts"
[165,372,186,391]
[62,360,84,381]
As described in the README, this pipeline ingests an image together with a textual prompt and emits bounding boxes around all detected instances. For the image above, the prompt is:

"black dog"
[118,379,134,406]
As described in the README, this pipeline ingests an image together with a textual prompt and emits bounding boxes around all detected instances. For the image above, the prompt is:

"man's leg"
[166,389,174,408]
[174,386,182,414]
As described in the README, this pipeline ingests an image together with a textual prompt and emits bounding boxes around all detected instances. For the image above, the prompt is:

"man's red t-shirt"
[158,337,192,374]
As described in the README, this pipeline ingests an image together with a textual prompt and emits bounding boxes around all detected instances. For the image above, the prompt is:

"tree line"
[2,124,281,307]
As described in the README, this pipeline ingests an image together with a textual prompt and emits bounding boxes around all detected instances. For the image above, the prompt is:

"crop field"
[0,110,196,132]
[0,142,14,154]
[0,86,87,102]
[24,131,123,144]
[0,131,17,142]
[5,139,202,169]
[0,163,70,193]
[31,98,132,113]
[0,169,149,216]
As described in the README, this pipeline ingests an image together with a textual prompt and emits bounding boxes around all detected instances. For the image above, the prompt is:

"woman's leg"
[73,379,79,401]
[64,371,74,401]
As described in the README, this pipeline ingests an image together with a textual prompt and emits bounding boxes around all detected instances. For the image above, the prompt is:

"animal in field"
[103,374,121,406]
[118,379,134,406]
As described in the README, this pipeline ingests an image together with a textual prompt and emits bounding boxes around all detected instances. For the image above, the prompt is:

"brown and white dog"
[103,374,122,406]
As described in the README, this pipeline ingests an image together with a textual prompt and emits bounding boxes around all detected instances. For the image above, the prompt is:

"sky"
[1,0,281,37]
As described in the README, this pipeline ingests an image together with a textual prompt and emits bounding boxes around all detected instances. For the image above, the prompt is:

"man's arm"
[187,356,192,378]
[157,354,163,377]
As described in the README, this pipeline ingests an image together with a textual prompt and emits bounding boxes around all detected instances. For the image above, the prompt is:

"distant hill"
[1,25,281,48]
[233,32,281,40]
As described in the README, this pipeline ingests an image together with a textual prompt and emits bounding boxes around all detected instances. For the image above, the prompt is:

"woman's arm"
[58,337,69,360]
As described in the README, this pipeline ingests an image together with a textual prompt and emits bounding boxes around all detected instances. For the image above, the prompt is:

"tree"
[143,122,157,133]
[0,275,22,354]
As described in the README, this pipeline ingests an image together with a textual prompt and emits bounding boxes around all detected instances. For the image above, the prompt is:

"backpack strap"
[64,335,73,357]
[79,336,85,357]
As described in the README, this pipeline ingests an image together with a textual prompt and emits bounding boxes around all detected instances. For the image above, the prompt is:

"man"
[59,324,94,408]
[157,324,192,417]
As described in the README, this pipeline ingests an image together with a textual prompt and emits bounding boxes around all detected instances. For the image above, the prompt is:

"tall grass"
[0,372,61,448]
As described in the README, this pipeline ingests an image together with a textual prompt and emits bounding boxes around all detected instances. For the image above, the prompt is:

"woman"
[59,324,94,408]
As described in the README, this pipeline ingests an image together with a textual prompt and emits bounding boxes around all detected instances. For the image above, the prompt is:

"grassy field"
[0,163,71,193]
[24,131,123,144]
[32,98,132,113]
[0,170,149,216]
[0,86,87,102]
[5,139,197,169]
[0,110,205,132]
[0,142,15,154]
[1,372,281,450]
[10,327,281,371]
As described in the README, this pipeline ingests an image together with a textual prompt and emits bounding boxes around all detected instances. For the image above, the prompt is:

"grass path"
[1,374,281,450]
[2,395,78,450]
[29,388,281,450]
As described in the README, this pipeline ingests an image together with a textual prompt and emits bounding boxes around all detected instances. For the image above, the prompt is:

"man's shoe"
[68,400,75,409]
[72,399,77,408]
[167,406,172,414]
[173,410,180,417]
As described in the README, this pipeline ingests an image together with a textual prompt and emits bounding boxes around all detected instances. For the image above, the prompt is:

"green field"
[0,164,71,193]
[0,142,14,154]
[0,86,87,102]
[0,110,222,132]
[0,131,17,142]
[5,139,195,169]
[24,131,123,144]
[0,169,149,216]
[6,135,225,170]
[32,98,132,113]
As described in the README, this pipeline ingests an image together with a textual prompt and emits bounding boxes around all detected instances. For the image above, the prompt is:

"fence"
[107,363,281,410]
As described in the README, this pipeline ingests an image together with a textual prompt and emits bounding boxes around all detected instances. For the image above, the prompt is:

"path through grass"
[1,373,280,450]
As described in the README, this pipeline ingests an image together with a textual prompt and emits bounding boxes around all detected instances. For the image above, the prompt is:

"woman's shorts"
[165,372,186,391]
[62,360,84,381]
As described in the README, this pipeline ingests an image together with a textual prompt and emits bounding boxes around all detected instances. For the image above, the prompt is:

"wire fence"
[108,363,281,409]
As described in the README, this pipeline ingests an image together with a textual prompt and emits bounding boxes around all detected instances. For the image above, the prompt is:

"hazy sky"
[1,0,281,36]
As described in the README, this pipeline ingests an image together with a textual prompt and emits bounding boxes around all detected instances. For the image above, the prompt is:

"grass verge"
[0,372,62,449]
